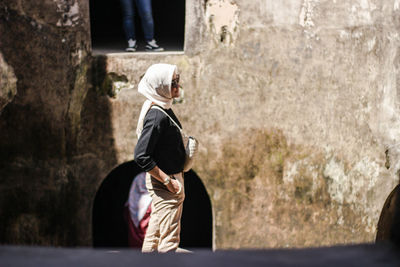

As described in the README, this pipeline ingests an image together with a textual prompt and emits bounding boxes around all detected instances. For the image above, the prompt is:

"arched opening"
[376,184,400,246]
[180,170,213,248]
[92,160,212,249]
[89,0,185,54]
[92,161,139,247]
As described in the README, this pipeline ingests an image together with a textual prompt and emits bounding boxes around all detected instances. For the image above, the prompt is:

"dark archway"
[376,184,400,246]
[180,170,213,249]
[92,160,212,249]
[89,0,185,53]
[92,161,141,247]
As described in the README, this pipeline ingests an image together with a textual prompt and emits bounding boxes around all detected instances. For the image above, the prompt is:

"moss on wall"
[197,128,371,248]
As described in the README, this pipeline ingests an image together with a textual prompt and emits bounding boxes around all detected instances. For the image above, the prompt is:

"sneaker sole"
[145,48,164,52]
[126,48,136,52]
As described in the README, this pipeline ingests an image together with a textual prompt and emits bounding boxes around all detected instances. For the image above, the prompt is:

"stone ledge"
[92,51,185,57]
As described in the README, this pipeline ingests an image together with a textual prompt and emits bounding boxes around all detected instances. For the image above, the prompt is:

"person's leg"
[135,0,154,42]
[135,0,164,51]
[157,201,184,252]
[142,173,160,252]
[157,173,185,252]
[119,0,136,41]
[142,172,185,252]
[141,201,161,252]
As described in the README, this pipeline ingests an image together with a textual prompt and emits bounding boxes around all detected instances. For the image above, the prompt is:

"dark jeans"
[119,0,154,41]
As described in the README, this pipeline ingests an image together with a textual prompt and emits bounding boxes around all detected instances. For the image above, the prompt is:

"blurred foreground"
[0,243,399,267]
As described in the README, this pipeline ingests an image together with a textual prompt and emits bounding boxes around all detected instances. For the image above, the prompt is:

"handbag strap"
[151,105,183,132]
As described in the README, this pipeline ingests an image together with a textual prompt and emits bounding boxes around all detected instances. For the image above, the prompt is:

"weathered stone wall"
[0,0,104,246]
[100,0,400,249]
[1,0,400,249]
[0,52,17,112]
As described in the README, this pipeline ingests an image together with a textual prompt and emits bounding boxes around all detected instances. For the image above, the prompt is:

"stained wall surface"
[0,0,99,246]
[1,0,400,249]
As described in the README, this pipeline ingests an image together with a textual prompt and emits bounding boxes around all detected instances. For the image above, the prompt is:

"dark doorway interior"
[92,161,139,247]
[180,170,213,249]
[89,0,185,54]
[376,184,400,246]
[92,160,212,249]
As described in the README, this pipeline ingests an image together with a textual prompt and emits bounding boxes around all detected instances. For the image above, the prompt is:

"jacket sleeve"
[134,110,163,172]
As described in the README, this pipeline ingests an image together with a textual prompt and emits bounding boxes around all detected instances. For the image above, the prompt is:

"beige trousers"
[142,172,185,253]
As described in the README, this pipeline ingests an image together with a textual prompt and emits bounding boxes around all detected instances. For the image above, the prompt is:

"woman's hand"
[147,166,181,194]
[166,178,181,194]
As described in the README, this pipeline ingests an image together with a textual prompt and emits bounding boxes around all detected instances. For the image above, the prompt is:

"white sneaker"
[126,39,137,52]
[145,39,164,52]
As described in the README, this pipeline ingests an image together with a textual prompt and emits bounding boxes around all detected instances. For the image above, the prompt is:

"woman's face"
[171,72,180,98]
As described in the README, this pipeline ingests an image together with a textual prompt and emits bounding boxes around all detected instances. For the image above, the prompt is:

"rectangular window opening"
[89,0,186,55]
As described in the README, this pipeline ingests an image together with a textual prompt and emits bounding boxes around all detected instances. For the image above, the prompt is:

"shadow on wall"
[0,4,119,245]
[92,160,213,249]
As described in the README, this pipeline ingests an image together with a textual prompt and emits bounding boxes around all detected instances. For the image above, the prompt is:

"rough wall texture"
[99,0,400,249]
[1,0,400,249]
[0,0,103,246]
[0,52,17,112]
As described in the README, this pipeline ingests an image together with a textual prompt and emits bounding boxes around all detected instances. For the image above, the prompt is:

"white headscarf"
[136,63,177,138]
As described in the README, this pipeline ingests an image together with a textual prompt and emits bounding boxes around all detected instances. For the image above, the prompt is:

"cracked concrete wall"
[1,0,400,249]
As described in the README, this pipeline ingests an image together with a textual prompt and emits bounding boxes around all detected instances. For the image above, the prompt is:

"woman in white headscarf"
[134,63,186,253]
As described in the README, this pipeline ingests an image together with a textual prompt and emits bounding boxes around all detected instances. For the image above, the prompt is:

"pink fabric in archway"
[124,205,152,248]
